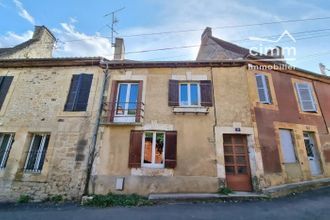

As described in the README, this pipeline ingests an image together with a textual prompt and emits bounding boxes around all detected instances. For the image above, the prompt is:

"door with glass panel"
[114,83,139,122]
[303,132,322,176]
[223,134,252,191]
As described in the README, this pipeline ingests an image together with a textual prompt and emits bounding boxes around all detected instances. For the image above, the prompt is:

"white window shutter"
[256,74,271,104]
[295,82,317,112]
[279,129,297,163]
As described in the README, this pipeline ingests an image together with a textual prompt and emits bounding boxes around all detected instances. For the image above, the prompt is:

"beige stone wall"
[0,66,104,201]
[0,30,54,59]
[92,67,219,195]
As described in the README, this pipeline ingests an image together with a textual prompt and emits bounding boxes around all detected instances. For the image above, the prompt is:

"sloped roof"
[209,36,250,57]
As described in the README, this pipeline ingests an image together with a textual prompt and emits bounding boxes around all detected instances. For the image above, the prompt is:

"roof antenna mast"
[104,7,125,47]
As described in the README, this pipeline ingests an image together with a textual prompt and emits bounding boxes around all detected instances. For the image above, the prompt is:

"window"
[0,133,14,169]
[179,83,200,106]
[279,129,297,163]
[168,80,212,107]
[142,132,165,168]
[295,82,317,112]
[24,134,50,173]
[109,81,143,123]
[0,76,14,110]
[64,74,93,111]
[255,74,272,104]
[128,130,177,169]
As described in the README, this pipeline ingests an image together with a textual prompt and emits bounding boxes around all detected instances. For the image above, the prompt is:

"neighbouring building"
[0,27,106,201]
[197,27,330,191]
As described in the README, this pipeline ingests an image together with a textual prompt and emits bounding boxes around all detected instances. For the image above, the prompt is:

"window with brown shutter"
[200,80,213,106]
[128,130,143,168]
[165,131,177,168]
[168,80,179,106]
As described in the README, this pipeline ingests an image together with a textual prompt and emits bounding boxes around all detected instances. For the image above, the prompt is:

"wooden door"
[223,134,252,191]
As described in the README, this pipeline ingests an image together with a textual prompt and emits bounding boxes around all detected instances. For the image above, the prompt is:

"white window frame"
[114,82,139,123]
[141,131,166,169]
[295,82,317,112]
[256,74,271,104]
[0,133,14,169]
[179,82,201,107]
[24,134,49,173]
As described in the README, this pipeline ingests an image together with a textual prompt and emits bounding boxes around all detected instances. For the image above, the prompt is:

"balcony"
[101,102,144,125]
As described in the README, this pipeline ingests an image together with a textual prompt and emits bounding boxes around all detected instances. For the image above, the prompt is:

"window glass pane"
[224,146,233,154]
[223,135,232,144]
[225,156,234,164]
[236,156,246,164]
[143,133,153,164]
[26,135,43,170]
[116,84,127,115]
[237,166,247,174]
[180,84,188,105]
[190,84,199,105]
[0,134,12,168]
[235,146,245,154]
[225,166,235,174]
[155,133,164,164]
[37,135,50,171]
[128,84,139,115]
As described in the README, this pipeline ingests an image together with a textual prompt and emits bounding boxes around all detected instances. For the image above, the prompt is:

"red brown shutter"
[165,131,177,168]
[200,80,213,106]
[128,130,143,168]
[108,81,118,122]
[135,81,143,122]
[168,80,179,106]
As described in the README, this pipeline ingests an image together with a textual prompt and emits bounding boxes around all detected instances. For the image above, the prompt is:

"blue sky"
[0,0,330,73]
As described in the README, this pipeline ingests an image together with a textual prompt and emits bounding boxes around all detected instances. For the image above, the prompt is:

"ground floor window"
[142,132,165,168]
[24,134,50,173]
[279,129,297,163]
[0,133,14,169]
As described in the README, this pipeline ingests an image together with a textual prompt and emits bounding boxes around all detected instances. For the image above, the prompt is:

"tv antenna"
[104,7,125,47]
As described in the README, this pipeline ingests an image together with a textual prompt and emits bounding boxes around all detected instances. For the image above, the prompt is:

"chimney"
[267,46,284,59]
[201,27,212,40]
[114,38,125,60]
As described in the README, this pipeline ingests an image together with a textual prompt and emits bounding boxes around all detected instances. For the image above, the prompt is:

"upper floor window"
[108,81,143,123]
[0,76,14,110]
[0,133,14,169]
[255,74,272,104]
[64,74,93,112]
[168,80,213,107]
[24,134,50,173]
[179,82,200,106]
[295,82,317,112]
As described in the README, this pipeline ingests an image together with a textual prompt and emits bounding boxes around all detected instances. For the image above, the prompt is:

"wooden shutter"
[256,74,271,104]
[168,80,179,106]
[295,82,317,112]
[200,80,213,106]
[128,130,143,168]
[64,75,80,111]
[0,76,13,110]
[74,74,93,111]
[135,81,143,122]
[108,81,118,122]
[165,131,177,168]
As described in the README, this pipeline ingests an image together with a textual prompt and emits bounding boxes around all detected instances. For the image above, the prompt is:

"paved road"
[1,187,330,220]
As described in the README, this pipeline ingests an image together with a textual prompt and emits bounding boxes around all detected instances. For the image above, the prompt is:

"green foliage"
[17,195,31,203]
[84,193,153,207]
[50,195,63,203]
[218,187,233,195]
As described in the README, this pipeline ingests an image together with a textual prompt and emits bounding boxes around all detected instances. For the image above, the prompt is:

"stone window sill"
[131,168,174,176]
[57,111,90,118]
[173,107,209,114]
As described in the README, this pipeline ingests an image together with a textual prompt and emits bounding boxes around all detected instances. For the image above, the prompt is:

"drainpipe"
[83,58,111,196]
[312,81,329,134]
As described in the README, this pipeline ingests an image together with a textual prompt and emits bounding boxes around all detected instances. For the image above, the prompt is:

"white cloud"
[0,30,32,48]
[13,0,35,25]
